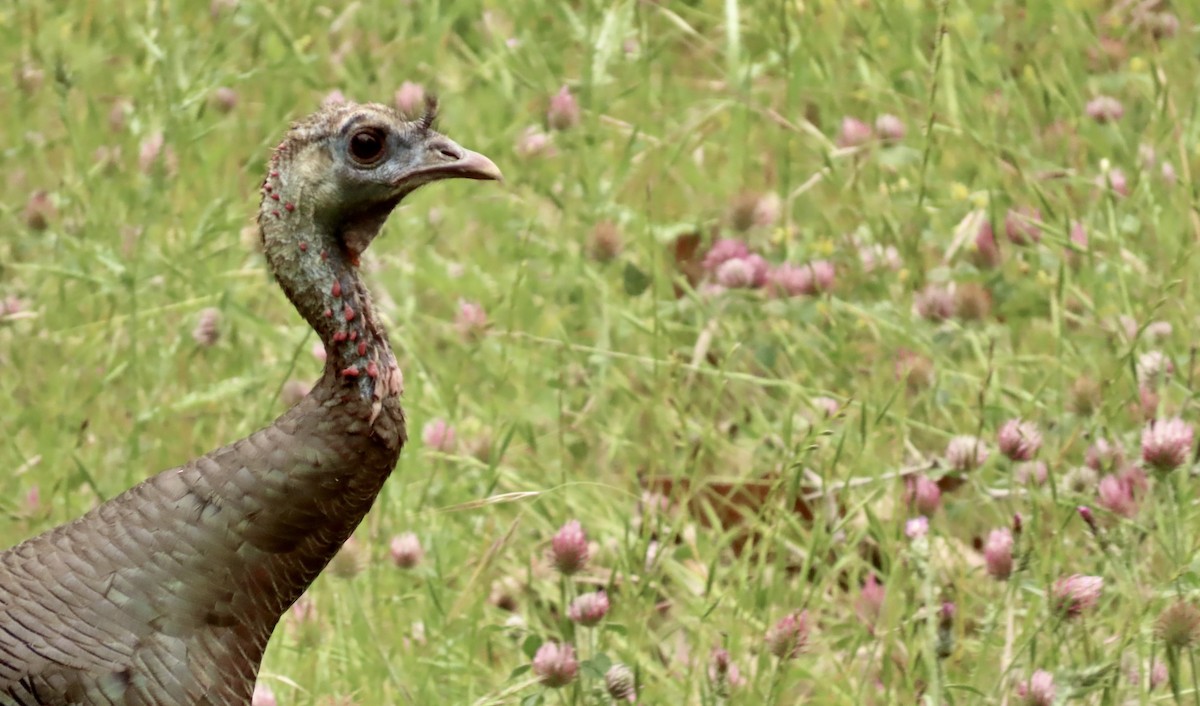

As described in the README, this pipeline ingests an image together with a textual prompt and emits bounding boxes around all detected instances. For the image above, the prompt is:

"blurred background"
[3,0,1199,703]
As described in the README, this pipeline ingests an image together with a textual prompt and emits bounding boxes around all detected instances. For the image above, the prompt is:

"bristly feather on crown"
[417,94,439,133]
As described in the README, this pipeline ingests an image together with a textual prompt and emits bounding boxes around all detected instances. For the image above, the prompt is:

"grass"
[2,0,1199,703]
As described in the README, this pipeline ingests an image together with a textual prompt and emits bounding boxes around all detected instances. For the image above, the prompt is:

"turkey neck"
[229,161,407,618]
[259,167,400,400]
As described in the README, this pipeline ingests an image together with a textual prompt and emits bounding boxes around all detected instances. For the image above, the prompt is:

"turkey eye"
[349,129,386,164]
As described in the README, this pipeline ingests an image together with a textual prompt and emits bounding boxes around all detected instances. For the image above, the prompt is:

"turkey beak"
[397,138,503,188]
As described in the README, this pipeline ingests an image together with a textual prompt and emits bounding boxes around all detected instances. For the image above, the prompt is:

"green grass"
[3,0,1200,703]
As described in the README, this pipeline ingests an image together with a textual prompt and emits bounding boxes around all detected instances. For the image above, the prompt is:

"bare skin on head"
[261,98,501,423]
[0,99,500,705]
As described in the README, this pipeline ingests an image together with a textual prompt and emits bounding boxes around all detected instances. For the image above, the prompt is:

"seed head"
[837,116,873,148]
[806,260,837,294]
[727,192,763,232]
[973,220,1002,268]
[905,475,941,515]
[328,536,367,579]
[1063,465,1099,493]
[856,574,885,626]
[997,418,1042,462]
[489,576,521,612]
[587,221,623,262]
[905,516,929,539]
[138,131,166,174]
[1115,314,1142,341]
[192,307,221,347]
[1120,464,1149,497]
[210,87,239,114]
[936,601,956,658]
[1141,417,1193,471]
[567,591,610,627]
[550,520,589,575]
[751,192,782,228]
[321,90,347,108]
[210,0,239,18]
[874,113,906,142]
[1161,161,1177,185]
[1004,207,1043,245]
[1095,167,1129,198]
[766,262,811,298]
[108,99,131,133]
[1145,321,1173,341]
[284,594,321,645]
[1077,505,1098,534]
[394,81,426,117]
[707,647,744,695]
[422,418,457,453]
[914,283,956,322]
[455,299,489,341]
[515,126,554,157]
[23,485,40,516]
[715,256,768,289]
[547,86,581,130]
[251,684,278,706]
[728,192,781,230]
[1068,376,1102,415]
[604,663,637,703]
[14,62,44,96]
[1064,226,1087,263]
[532,641,579,688]
[1052,574,1103,618]
[895,349,934,392]
[1137,350,1174,387]
[769,261,835,297]
[281,380,311,407]
[702,238,751,271]
[945,435,989,472]
[1139,142,1158,168]
[858,242,902,272]
[765,610,809,660]
[1015,670,1056,706]
[22,190,55,231]
[389,532,424,569]
[983,528,1014,580]
[809,396,841,419]
[939,601,956,627]
[1085,438,1124,471]
[465,427,495,463]
[1149,660,1169,689]
[290,593,318,624]
[93,145,123,174]
[744,255,770,288]
[1156,601,1200,649]
[1015,461,1048,486]
[1136,385,1161,422]
[1085,95,1124,123]
[953,282,992,322]
[1097,474,1137,518]
[1144,11,1180,39]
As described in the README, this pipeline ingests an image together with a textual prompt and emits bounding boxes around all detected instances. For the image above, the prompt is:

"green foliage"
[3,0,1200,703]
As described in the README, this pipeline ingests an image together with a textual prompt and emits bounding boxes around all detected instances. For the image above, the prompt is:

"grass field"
[3,0,1200,703]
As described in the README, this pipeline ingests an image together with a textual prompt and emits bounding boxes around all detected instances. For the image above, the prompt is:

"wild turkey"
[0,99,501,705]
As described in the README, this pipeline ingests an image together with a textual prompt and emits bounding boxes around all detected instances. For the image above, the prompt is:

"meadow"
[3,0,1199,703]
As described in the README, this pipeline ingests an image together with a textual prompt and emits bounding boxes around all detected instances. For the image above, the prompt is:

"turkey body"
[0,98,499,706]
[0,375,405,705]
